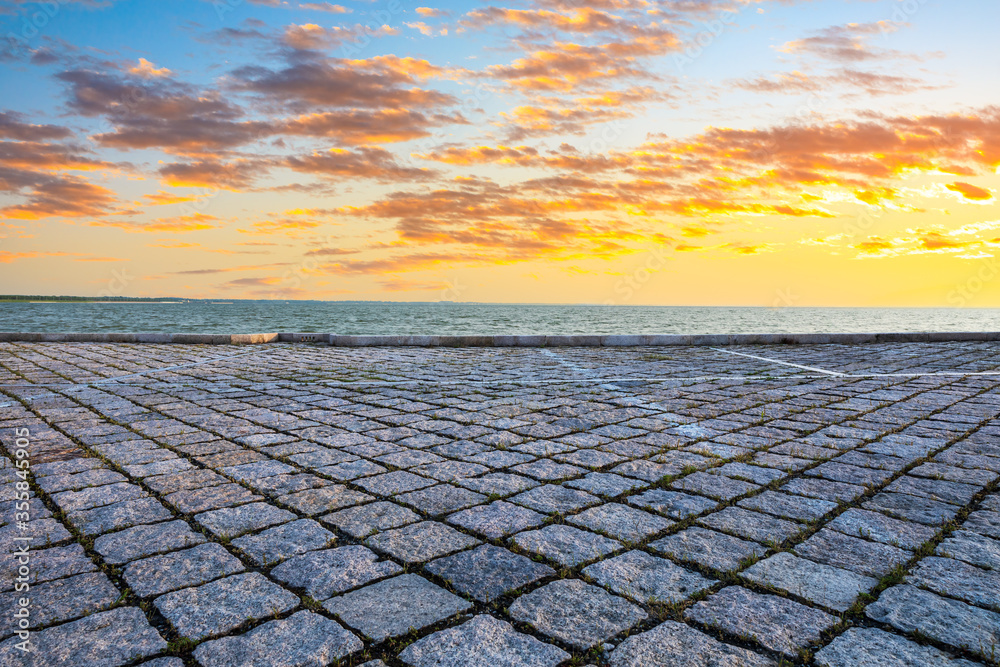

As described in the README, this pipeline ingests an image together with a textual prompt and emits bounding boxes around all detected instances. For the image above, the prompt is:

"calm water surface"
[1,302,999,335]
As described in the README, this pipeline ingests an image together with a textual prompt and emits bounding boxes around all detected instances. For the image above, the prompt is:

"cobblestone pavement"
[1,341,999,666]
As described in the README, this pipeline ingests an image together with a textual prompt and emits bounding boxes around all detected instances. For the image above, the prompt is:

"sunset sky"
[1,0,998,305]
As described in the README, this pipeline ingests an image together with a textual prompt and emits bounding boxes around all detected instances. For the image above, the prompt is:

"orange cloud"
[946,181,993,200]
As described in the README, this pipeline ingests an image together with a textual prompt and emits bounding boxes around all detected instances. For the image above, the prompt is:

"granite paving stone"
[68,496,173,535]
[743,552,878,612]
[626,488,717,519]
[0,571,119,635]
[195,502,296,539]
[231,518,336,566]
[568,503,673,543]
[269,545,402,599]
[155,572,299,640]
[583,550,714,603]
[425,544,555,602]
[396,483,487,515]
[446,500,546,539]
[366,520,480,563]
[191,611,363,667]
[123,543,245,598]
[508,579,647,650]
[936,530,1000,570]
[866,584,1000,659]
[908,556,1000,612]
[650,527,767,572]
[686,586,838,657]
[399,614,570,667]
[324,573,471,641]
[608,621,776,667]
[510,524,621,567]
[0,543,94,591]
[700,507,802,545]
[94,520,206,564]
[793,528,910,577]
[321,500,421,538]
[827,508,937,550]
[0,606,166,667]
[814,627,982,667]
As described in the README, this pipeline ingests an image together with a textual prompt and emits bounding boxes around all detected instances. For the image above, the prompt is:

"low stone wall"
[1,331,999,345]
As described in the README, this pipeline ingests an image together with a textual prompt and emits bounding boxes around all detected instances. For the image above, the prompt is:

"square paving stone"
[583,550,714,604]
[511,524,622,567]
[568,503,673,544]
[672,472,759,501]
[685,586,838,657]
[192,610,363,667]
[123,543,245,598]
[155,572,299,640]
[425,544,555,602]
[446,500,546,539]
[793,528,910,577]
[223,460,297,483]
[167,484,263,514]
[321,501,420,538]
[508,578,647,650]
[626,488,716,519]
[737,491,837,522]
[866,584,1000,660]
[864,492,959,526]
[510,484,600,515]
[936,530,1000,570]
[0,543,94,591]
[964,509,1000,539]
[324,573,471,642]
[269,545,402,600]
[0,571,119,636]
[396,484,487,515]
[815,626,982,667]
[145,469,228,494]
[608,620,774,667]
[366,520,480,563]
[455,473,539,497]
[780,477,866,503]
[700,507,802,546]
[231,518,336,566]
[742,552,877,612]
[399,614,570,667]
[908,556,1000,612]
[318,459,387,480]
[827,508,936,550]
[886,475,980,506]
[0,606,166,667]
[277,485,373,515]
[68,496,173,536]
[0,517,71,547]
[94,520,206,565]
[356,470,435,496]
[511,460,585,481]
[650,527,767,573]
[564,472,647,497]
[36,467,126,493]
[51,482,147,512]
[712,462,787,486]
[195,502,296,539]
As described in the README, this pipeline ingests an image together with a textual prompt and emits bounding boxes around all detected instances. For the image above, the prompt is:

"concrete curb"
[1,331,999,346]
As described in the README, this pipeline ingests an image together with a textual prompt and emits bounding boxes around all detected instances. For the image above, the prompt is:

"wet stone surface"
[2,341,999,664]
